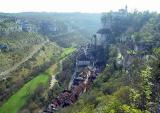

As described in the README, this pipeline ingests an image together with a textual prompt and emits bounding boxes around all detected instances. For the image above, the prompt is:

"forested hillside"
[0,32,46,72]
[60,10,160,113]
[0,9,160,113]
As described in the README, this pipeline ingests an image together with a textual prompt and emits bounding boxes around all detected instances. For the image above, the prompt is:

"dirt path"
[49,60,62,89]
[49,74,58,89]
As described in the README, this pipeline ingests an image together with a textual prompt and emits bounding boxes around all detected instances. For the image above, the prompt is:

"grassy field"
[0,63,58,113]
[60,47,76,59]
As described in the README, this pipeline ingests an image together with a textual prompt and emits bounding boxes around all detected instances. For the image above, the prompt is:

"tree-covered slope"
[0,32,46,73]
[60,10,160,113]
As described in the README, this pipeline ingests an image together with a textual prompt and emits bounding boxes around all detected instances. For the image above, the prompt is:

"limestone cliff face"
[0,16,67,36]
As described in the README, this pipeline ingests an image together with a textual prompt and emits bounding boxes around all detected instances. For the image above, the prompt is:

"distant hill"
[0,12,101,47]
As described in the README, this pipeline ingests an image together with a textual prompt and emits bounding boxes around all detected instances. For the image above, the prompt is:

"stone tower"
[97,13,112,47]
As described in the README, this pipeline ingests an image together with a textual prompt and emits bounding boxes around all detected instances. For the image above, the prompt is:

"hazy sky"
[0,0,159,13]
